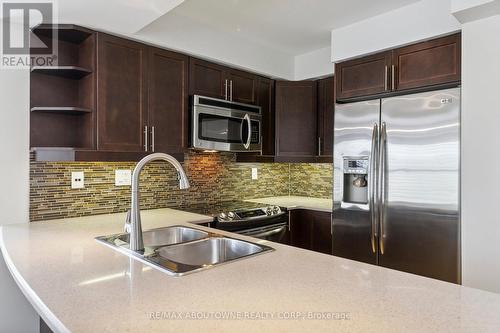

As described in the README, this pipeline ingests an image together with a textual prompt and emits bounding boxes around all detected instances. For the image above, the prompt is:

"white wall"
[294,47,333,80]
[452,0,500,22]
[331,0,461,62]
[461,13,500,294]
[135,13,295,79]
[0,25,39,330]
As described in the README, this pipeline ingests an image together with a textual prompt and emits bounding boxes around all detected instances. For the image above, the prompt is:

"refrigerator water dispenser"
[342,157,369,204]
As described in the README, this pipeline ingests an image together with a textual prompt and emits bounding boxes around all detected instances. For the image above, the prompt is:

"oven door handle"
[245,225,287,238]
[243,113,252,150]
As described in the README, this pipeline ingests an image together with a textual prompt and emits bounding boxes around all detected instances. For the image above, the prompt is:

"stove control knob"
[227,212,236,220]
[272,206,281,214]
[218,213,228,220]
[266,206,273,216]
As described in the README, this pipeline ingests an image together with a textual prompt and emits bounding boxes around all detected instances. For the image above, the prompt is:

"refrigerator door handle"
[369,123,379,253]
[379,122,387,255]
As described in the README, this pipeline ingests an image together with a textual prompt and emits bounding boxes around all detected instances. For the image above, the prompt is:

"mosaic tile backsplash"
[30,151,333,221]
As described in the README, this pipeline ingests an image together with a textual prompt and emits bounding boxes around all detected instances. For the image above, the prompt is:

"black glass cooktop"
[174,200,267,218]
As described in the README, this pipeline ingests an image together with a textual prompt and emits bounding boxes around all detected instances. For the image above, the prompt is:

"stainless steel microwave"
[191,95,262,152]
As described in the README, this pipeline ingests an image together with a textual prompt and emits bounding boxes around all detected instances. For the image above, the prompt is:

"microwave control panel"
[251,121,260,143]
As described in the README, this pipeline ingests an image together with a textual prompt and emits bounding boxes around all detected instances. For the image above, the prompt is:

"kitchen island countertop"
[1,208,500,332]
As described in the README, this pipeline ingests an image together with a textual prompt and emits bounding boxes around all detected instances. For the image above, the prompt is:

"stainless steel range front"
[191,95,262,152]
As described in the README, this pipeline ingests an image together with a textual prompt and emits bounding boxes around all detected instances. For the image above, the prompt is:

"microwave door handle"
[243,113,252,149]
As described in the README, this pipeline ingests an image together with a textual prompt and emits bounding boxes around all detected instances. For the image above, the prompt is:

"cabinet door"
[290,210,332,255]
[97,33,148,151]
[148,47,189,155]
[317,76,335,157]
[189,58,226,99]
[335,51,392,100]
[275,81,318,158]
[393,33,461,91]
[290,210,312,250]
[256,77,275,156]
[228,69,257,104]
[310,211,333,255]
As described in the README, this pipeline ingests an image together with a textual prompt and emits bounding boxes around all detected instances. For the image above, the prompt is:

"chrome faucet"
[126,153,190,252]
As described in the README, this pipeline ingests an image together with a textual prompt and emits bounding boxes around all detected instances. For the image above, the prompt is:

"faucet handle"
[124,210,132,233]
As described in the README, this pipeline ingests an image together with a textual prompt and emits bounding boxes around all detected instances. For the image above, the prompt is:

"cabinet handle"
[384,66,388,91]
[391,65,396,91]
[318,137,322,156]
[260,135,263,156]
[151,126,155,152]
[225,79,228,100]
[331,214,333,235]
[143,126,148,152]
[230,80,233,101]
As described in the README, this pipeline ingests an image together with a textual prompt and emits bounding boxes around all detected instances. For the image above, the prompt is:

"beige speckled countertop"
[246,196,332,212]
[2,208,500,333]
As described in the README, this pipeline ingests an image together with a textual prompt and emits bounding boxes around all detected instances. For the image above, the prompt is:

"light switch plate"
[115,169,132,186]
[71,171,85,189]
[251,168,258,180]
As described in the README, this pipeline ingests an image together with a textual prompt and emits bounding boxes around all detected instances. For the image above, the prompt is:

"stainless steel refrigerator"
[333,87,460,283]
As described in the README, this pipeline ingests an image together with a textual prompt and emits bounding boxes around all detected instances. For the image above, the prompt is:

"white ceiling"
[57,0,185,34]
[152,0,420,55]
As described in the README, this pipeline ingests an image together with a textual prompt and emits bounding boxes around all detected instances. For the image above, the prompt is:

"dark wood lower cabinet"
[290,210,332,255]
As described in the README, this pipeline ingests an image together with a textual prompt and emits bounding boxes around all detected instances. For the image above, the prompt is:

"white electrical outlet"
[115,169,132,186]
[71,171,85,189]
[251,167,258,180]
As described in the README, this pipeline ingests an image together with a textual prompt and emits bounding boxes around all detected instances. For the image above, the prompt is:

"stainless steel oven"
[238,223,290,244]
[191,95,262,152]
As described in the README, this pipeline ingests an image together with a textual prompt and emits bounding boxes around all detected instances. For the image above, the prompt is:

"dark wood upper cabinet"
[335,51,392,100]
[275,81,318,159]
[256,77,275,156]
[189,58,258,104]
[393,33,461,91]
[290,210,332,255]
[317,76,335,158]
[228,69,257,104]
[97,33,148,152]
[189,58,226,99]
[148,47,189,155]
[335,33,461,101]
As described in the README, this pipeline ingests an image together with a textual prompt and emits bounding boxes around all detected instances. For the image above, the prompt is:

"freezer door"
[379,88,460,283]
[333,100,380,265]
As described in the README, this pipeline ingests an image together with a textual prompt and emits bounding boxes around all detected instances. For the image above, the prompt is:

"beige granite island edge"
[1,208,500,333]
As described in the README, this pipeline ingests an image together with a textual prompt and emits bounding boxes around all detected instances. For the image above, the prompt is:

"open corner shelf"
[31,66,92,79]
[32,24,94,44]
[31,107,92,115]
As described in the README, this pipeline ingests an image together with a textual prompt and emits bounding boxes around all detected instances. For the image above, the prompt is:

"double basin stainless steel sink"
[96,226,273,276]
